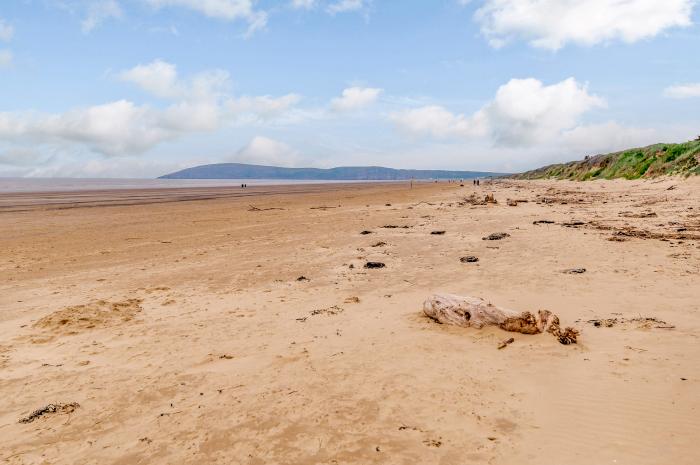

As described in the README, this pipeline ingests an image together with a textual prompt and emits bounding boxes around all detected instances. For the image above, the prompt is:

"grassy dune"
[516,139,700,180]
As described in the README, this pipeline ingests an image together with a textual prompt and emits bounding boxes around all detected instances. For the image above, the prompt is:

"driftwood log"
[423,293,579,345]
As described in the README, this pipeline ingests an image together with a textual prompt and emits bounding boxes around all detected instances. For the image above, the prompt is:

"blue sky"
[1,0,699,177]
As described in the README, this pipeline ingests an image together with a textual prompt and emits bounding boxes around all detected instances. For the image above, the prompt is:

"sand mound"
[34,299,143,336]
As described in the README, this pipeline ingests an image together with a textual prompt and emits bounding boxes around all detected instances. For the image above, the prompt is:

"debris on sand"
[482,232,510,241]
[584,317,674,329]
[423,293,579,345]
[460,256,479,263]
[497,337,514,349]
[506,199,518,207]
[533,220,555,225]
[563,268,586,274]
[607,236,627,242]
[557,327,579,345]
[608,227,700,241]
[296,276,310,282]
[344,296,360,304]
[382,225,410,229]
[459,193,497,206]
[371,241,387,247]
[360,230,373,235]
[310,305,344,316]
[430,231,446,235]
[364,262,386,269]
[19,402,80,424]
[562,221,586,228]
[248,205,284,212]
[619,211,657,218]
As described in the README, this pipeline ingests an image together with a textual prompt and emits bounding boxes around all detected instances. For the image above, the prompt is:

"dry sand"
[1,178,699,464]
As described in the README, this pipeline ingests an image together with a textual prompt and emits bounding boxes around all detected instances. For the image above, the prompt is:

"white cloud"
[327,0,368,14]
[392,77,605,147]
[120,60,233,101]
[0,60,302,158]
[0,19,14,42]
[391,105,487,138]
[0,100,195,156]
[146,0,268,35]
[474,0,695,50]
[485,77,606,145]
[233,136,302,166]
[0,49,12,68]
[664,83,700,99]
[82,0,123,33]
[119,60,181,98]
[291,0,316,9]
[331,86,382,111]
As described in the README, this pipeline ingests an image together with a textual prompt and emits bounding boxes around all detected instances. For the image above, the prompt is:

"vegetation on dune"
[515,138,700,180]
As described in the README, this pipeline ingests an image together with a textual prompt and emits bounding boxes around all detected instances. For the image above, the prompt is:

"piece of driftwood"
[423,293,579,345]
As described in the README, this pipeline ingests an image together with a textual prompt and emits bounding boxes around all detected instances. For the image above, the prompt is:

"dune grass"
[516,139,700,180]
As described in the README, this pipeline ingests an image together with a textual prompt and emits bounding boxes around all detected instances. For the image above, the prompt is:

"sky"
[0,0,699,178]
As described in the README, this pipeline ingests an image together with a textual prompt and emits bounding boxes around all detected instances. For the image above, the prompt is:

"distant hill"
[515,139,700,180]
[159,163,502,180]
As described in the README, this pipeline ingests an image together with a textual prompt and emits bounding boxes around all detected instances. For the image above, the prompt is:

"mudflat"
[1,179,699,465]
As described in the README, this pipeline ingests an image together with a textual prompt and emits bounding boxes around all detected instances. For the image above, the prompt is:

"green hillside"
[515,139,700,180]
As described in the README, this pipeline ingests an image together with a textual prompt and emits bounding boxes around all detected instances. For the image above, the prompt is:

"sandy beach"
[1,178,699,465]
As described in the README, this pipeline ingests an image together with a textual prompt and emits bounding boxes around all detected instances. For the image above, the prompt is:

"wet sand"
[1,178,699,464]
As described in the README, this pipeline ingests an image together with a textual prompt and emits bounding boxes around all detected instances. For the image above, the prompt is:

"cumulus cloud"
[392,77,605,147]
[474,0,695,50]
[0,18,14,42]
[119,59,231,101]
[119,60,180,98]
[663,83,700,99]
[0,60,302,158]
[331,86,382,111]
[82,0,123,33]
[0,100,208,157]
[146,0,268,35]
[233,136,302,166]
[391,105,487,139]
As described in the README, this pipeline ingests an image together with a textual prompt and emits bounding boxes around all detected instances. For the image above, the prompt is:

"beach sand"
[1,178,699,464]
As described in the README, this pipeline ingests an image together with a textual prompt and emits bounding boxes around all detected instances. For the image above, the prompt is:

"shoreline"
[0,180,421,212]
